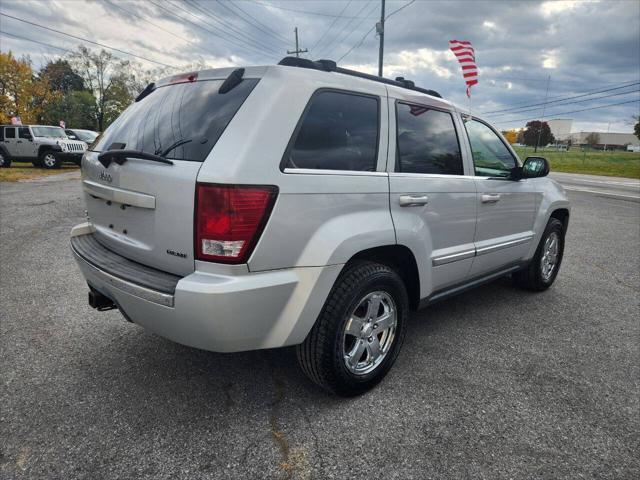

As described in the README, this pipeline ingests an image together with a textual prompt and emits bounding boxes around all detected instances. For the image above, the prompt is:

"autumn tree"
[0,52,59,124]
[522,120,555,148]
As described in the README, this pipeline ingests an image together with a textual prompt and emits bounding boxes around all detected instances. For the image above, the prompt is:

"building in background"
[568,131,640,149]
[547,119,573,142]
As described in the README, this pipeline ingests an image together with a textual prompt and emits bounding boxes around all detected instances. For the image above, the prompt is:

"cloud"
[0,0,637,132]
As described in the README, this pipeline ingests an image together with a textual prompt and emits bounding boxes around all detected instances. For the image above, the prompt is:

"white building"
[568,131,640,148]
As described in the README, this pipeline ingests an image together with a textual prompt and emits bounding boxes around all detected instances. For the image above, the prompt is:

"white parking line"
[563,186,640,200]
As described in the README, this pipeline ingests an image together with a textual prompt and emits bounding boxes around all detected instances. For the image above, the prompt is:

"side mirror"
[521,156,549,178]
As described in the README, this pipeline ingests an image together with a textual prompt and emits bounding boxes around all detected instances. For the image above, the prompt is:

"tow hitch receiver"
[88,289,116,311]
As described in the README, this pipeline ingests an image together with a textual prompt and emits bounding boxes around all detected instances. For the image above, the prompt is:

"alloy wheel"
[343,291,397,375]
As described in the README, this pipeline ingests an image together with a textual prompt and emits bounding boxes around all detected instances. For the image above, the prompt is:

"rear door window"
[91,78,259,162]
[396,103,463,175]
[5,128,15,139]
[284,90,379,171]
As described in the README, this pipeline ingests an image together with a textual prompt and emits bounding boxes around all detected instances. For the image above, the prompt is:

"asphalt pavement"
[1,172,638,479]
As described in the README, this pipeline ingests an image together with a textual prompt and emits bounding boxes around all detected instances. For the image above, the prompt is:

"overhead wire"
[310,1,353,53]
[213,0,290,47]
[185,0,279,54]
[321,0,375,59]
[0,12,177,68]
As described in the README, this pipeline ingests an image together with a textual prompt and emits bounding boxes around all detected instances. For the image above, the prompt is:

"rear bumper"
[70,224,341,352]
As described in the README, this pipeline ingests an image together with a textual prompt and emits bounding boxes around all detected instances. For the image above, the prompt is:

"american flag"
[449,40,478,97]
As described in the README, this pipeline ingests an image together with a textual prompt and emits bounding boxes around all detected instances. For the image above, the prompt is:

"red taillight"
[195,184,277,264]
[167,72,198,85]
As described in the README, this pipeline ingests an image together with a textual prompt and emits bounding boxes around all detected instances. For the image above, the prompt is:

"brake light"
[195,184,277,264]
[167,72,198,85]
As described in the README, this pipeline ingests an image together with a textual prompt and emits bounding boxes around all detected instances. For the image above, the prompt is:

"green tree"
[634,118,639,141]
[43,90,96,129]
[523,120,555,147]
[40,59,84,93]
[69,47,136,131]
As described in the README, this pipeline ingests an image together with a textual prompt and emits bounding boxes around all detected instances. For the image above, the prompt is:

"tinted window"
[396,103,463,175]
[286,91,379,171]
[5,128,15,139]
[18,127,31,139]
[465,119,517,177]
[92,78,259,162]
[0,128,4,141]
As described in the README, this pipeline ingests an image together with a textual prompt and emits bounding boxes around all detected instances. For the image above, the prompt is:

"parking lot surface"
[1,173,638,480]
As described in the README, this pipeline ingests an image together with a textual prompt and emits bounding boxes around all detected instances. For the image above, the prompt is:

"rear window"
[91,78,259,162]
[284,90,379,171]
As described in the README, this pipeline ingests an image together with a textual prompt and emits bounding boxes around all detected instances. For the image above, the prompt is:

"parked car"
[65,128,99,144]
[70,58,570,396]
[0,125,87,168]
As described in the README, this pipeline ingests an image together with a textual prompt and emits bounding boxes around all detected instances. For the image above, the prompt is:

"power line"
[321,0,374,58]
[251,1,377,19]
[487,88,640,118]
[336,0,415,63]
[482,81,640,114]
[492,99,640,125]
[0,12,177,68]
[103,0,210,55]
[228,1,291,45]
[147,0,273,59]
[177,0,281,55]
[215,0,290,47]
[310,0,353,53]
[0,30,75,55]
[331,2,380,61]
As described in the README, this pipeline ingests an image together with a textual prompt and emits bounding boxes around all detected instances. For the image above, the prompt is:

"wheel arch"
[346,244,420,310]
[550,208,570,233]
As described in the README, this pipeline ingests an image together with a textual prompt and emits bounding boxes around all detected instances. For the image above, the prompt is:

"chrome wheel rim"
[541,231,560,282]
[0,153,4,166]
[343,291,397,376]
[43,153,56,167]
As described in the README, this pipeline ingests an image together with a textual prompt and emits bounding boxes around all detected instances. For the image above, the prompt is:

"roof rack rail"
[278,56,442,99]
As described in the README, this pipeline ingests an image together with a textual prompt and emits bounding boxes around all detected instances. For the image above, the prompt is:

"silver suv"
[0,124,87,169]
[71,59,570,396]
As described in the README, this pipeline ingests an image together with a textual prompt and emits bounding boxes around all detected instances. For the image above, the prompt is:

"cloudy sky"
[1,0,638,133]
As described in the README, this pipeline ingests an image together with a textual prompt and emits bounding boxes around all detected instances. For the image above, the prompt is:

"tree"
[40,59,84,93]
[584,132,600,146]
[69,47,137,131]
[42,90,96,129]
[522,120,555,148]
[634,118,639,141]
[501,129,518,144]
[0,51,59,124]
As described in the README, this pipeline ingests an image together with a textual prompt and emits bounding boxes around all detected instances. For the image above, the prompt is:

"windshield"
[91,78,259,162]
[32,127,66,138]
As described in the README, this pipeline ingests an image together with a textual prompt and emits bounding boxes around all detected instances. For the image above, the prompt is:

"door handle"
[481,194,501,203]
[16,140,22,144]
[399,195,429,207]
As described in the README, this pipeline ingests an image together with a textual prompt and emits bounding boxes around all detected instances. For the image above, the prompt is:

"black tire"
[514,218,565,291]
[296,261,409,396]
[0,149,11,168]
[39,150,61,169]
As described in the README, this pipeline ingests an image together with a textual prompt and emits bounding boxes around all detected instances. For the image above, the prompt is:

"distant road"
[550,172,640,201]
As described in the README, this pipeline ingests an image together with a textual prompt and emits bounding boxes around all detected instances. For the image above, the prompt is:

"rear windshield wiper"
[156,138,192,157]
[97,150,174,168]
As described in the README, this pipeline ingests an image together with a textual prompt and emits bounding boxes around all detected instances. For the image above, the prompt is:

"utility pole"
[535,74,551,153]
[377,0,386,77]
[287,27,307,57]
